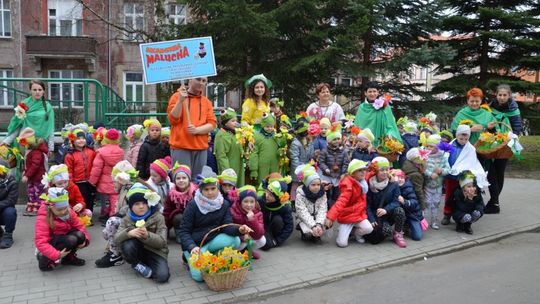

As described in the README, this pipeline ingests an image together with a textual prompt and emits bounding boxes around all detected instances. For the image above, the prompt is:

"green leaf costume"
[450,106,498,144]
[353,101,402,146]
[7,96,55,141]
[214,129,245,187]
[249,132,279,185]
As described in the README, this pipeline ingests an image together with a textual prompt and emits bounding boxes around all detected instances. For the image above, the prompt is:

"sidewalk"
[1,178,539,304]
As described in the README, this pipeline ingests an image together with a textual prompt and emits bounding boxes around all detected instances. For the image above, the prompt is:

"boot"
[95,251,124,268]
[0,232,13,249]
[455,222,464,233]
[393,231,407,248]
[441,215,451,225]
[37,252,56,271]
[484,202,500,214]
[61,252,86,266]
[463,223,473,235]
[0,226,4,238]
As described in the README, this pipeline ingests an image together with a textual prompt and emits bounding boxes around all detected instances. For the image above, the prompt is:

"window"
[168,3,187,25]
[206,83,227,108]
[48,70,84,107]
[0,0,11,37]
[0,69,13,107]
[340,77,352,86]
[48,0,83,36]
[124,72,144,103]
[124,3,144,41]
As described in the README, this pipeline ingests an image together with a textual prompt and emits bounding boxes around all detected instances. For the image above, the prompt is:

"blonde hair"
[46,207,56,230]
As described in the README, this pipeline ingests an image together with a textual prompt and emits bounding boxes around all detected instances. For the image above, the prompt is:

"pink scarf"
[168,183,196,211]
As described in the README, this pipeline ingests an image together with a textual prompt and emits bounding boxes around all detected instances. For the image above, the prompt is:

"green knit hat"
[261,112,276,127]
[219,107,237,124]
[347,159,369,175]
[326,122,343,143]
[218,168,237,186]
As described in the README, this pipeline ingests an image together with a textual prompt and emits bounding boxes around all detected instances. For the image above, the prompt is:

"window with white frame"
[168,3,187,25]
[206,83,227,108]
[48,70,84,107]
[340,77,352,86]
[48,0,83,36]
[0,69,13,107]
[124,72,144,103]
[0,0,10,37]
[124,2,144,41]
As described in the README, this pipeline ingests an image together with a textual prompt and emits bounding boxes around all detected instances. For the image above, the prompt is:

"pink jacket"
[89,144,124,194]
[163,183,198,229]
[34,204,90,261]
[126,141,142,168]
[230,199,265,240]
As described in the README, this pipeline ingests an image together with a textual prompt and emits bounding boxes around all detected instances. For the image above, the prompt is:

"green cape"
[353,101,402,146]
[451,106,502,144]
[7,96,55,140]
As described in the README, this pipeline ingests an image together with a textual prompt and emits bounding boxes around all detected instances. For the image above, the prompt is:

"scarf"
[168,184,195,210]
[154,181,170,205]
[302,185,326,203]
[128,208,153,221]
[193,189,224,214]
[58,213,70,222]
[358,179,368,194]
[368,175,389,193]
[451,106,496,144]
[448,139,489,188]
[353,100,401,146]
[7,96,55,140]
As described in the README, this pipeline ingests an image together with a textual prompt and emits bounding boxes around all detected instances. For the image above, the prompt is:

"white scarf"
[449,140,489,188]
[368,176,389,193]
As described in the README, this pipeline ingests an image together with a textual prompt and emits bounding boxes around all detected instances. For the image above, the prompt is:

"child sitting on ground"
[218,168,237,203]
[391,169,425,241]
[259,178,293,250]
[230,185,266,259]
[147,156,174,209]
[451,171,485,235]
[294,164,327,244]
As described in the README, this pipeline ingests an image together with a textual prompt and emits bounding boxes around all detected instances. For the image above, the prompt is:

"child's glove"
[462,213,472,223]
[471,210,481,220]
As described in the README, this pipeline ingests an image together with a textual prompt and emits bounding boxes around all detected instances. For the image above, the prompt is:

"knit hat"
[61,123,74,139]
[347,159,369,175]
[294,117,309,136]
[197,165,218,189]
[269,97,284,108]
[102,128,120,145]
[41,187,69,208]
[456,124,471,136]
[161,127,171,137]
[403,120,418,134]
[245,73,272,89]
[294,164,320,186]
[143,118,162,129]
[111,160,139,185]
[439,130,454,141]
[93,127,107,142]
[70,128,86,141]
[261,112,276,127]
[459,170,476,188]
[371,156,391,171]
[326,122,342,143]
[127,183,161,209]
[218,168,237,186]
[406,147,430,165]
[125,124,144,140]
[45,164,70,185]
[150,156,172,180]
[170,162,191,181]
[238,185,257,202]
[357,128,375,143]
[266,180,289,204]
[426,134,442,146]
[219,107,237,124]
[390,169,406,179]
[16,127,36,147]
[319,117,331,128]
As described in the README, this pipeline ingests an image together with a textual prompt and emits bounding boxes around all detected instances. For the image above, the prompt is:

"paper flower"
[67,132,76,141]
[437,141,454,154]
[426,112,437,123]
[135,219,146,228]
[78,215,92,227]
[459,119,474,126]
[373,97,385,110]
[144,191,161,207]
[115,172,130,184]
[350,126,361,135]
[480,104,492,112]
[279,192,290,204]
[14,103,29,119]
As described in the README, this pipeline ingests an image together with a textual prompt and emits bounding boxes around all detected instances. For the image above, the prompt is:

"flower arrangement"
[14,102,29,119]
[0,145,23,168]
[274,127,294,173]
[477,131,509,150]
[189,247,250,274]
[377,135,404,154]
[235,124,256,161]
[459,119,474,126]
[78,215,92,227]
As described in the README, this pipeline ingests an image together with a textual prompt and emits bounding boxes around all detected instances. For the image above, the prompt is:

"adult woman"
[2,80,55,154]
[241,74,272,130]
[484,84,522,214]
[450,88,497,145]
[306,83,345,123]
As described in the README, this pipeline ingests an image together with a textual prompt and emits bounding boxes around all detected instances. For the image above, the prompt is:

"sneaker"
[484,203,500,214]
[95,252,124,268]
[0,232,13,249]
[431,222,440,230]
[441,215,451,225]
[393,231,407,248]
[355,235,366,244]
[61,252,86,266]
[133,263,152,278]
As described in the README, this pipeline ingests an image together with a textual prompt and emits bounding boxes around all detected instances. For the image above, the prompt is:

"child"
[294,164,327,243]
[289,117,314,203]
[46,164,91,218]
[35,187,90,271]
[351,128,377,162]
[325,160,373,247]
[89,128,125,217]
[391,169,424,241]
[125,124,144,167]
[163,163,197,244]
[451,171,484,234]
[399,118,419,167]
[147,156,174,208]
[424,134,451,229]
[318,123,349,208]
[64,127,96,213]
[55,123,73,165]
[95,160,139,268]
[0,160,18,249]
[218,168,237,202]
[18,127,48,216]
[401,147,430,210]
[114,183,170,283]
[179,166,252,282]
[230,185,266,259]
[312,117,330,160]
[249,113,280,185]
[214,108,245,187]
[137,119,169,180]
[161,127,170,149]
[259,179,293,250]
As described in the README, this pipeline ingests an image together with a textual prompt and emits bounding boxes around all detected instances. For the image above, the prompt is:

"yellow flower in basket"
[189,246,250,274]
[479,132,495,143]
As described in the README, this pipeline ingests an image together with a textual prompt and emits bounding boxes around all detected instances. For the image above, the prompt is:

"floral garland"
[235,124,256,163]
[274,127,294,173]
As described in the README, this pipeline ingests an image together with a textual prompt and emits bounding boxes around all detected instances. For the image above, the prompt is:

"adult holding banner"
[167,77,217,178]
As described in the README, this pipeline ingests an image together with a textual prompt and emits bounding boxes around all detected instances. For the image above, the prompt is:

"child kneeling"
[230,185,266,258]
[294,164,327,243]
[114,183,170,283]
[451,171,484,235]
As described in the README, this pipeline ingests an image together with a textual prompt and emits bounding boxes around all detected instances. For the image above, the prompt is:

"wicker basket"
[376,149,399,162]
[197,224,250,292]
[474,122,514,160]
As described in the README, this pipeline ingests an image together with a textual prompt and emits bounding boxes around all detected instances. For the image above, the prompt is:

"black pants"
[487,159,508,205]
[38,230,86,270]
[261,215,284,250]
[326,186,340,210]
[121,238,170,283]
[76,181,96,212]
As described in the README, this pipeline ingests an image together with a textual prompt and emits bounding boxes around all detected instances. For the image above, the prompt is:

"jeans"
[0,207,17,233]
[121,238,170,283]
[407,219,423,241]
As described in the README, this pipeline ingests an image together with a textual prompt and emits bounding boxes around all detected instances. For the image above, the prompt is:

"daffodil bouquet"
[189,247,250,274]
[477,131,509,151]
[274,127,294,173]
[235,125,256,160]
[0,145,23,168]
[377,135,404,154]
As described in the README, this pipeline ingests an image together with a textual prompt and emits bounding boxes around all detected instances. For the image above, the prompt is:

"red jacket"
[64,147,96,182]
[327,175,368,224]
[230,198,265,240]
[24,143,48,183]
[66,181,86,211]
[89,144,124,194]
[34,204,90,261]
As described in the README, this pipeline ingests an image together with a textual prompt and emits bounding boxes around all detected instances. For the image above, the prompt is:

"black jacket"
[451,186,485,222]
[399,180,423,221]
[258,196,293,246]
[0,176,18,213]
[136,137,170,179]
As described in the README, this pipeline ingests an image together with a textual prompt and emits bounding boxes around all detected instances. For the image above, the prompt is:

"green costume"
[7,96,55,142]
[451,106,498,145]
[354,100,401,146]
[249,131,279,185]
[214,128,245,187]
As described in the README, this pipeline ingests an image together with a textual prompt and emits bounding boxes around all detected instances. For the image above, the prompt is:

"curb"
[226,222,540,304]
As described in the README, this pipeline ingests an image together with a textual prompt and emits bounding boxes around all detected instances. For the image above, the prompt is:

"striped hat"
[150,156,172,180]
[218,168,237,186]
[171,162,191,180]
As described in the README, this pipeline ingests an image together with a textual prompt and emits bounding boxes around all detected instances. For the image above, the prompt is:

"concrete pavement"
[1,178,539,304]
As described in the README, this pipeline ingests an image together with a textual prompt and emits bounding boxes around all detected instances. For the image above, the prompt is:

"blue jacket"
[312,135,327,152]
[367,181,401,223]
[399,180,423,221]
[489,98,522,135]
[399,133,419,166]
[178,199,240,252]
[351,148,377,163]
[258,196,293,246]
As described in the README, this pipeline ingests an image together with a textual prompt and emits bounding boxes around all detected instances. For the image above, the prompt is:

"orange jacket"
[167,92,216,150]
